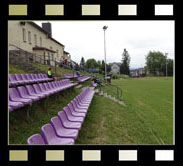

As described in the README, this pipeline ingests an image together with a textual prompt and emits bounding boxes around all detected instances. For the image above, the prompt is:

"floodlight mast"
[103,26,108,81]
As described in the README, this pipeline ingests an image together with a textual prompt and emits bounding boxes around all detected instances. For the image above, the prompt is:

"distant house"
[130,67,145,77]
[109,62,121,74]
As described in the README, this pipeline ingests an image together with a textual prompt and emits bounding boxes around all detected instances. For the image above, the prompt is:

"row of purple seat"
[77,76,91,83]
[27,87,95,145]
[64,74,79,79]
[9,74,53,87]
[9,79,77,112]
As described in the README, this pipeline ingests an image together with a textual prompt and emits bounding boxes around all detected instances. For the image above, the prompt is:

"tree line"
[79,49,173,76]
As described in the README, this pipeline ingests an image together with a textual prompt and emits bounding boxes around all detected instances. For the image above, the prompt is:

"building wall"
[8,21,65,62]
[111,64,120,74]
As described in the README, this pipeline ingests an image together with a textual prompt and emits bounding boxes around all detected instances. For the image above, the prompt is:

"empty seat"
[63,107,84,123]
[15,74,29,84]
[21,74,33,84]
[27,134,46,145]
[9,74,21,86]
[25,85,45,99]
[38,83,54,95]
[9,88,32,105]
[67,104,86,117]
[58,111,82,130]
[32,84,49,97]
[17,86,40,102]
[41,124,74,145]
[9,100,24,110]
[51,116,79,139]
[71,100,87,113]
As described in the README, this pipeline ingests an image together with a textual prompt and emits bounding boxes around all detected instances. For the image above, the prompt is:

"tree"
[145,51,166,76]
[167,59,173,76]
[80,57,85,67]
[85,58,98,69]
[120,48,131,75]
[80,57,85,71]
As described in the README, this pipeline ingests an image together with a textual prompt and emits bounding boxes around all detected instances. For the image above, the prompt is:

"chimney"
[42,22,52,38]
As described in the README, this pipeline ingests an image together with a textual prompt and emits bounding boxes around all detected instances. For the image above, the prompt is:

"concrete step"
[75,85,82,89]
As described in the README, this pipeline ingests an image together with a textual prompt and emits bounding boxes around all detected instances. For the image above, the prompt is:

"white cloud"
[35,21,174,68]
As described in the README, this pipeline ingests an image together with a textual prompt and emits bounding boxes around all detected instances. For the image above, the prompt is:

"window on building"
[56,50,59,58]
[34,34,37,46]
[52,54,54,61]
[40,37,42,47]
[22,28,26,42]
[28,31,31,44]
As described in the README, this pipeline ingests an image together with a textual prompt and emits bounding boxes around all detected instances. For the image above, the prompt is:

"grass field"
[9,75,173,145]
[76,77,174,144]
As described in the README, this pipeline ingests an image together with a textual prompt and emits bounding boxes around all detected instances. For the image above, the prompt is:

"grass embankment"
[30,63,88,76]
[9,64,31,74]
[76,77,173,144]
[9,63,88,76]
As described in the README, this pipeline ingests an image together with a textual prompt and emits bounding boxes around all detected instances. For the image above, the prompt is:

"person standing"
[47,68,53,78]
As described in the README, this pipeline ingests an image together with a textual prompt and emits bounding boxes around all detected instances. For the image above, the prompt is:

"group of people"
[48,68,102,86]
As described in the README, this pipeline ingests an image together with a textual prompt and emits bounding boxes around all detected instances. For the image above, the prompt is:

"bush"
[112,74,119,79]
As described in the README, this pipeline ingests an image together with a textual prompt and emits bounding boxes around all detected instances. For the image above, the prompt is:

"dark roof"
[109,62,121,66]
[64,51,70,54]
[28,22,65,47]
[33,47,56,53]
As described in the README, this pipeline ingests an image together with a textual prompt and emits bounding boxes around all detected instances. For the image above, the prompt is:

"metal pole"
[103,28,107,82]
[165,53,168,77]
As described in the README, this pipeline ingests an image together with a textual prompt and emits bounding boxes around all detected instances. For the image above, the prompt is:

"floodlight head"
[103,26,108,30]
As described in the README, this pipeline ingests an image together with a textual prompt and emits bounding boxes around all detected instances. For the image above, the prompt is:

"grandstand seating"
[77,76,90,83]
[9,74,53,87]
[9,80,77,112]
[64,73,78,79]
[27,87,95,145]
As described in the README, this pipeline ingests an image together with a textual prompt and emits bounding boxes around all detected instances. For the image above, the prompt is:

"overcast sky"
[35,21,174,69]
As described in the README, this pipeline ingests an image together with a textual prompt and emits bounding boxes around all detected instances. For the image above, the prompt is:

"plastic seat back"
[27,134,46,145]
[41,124,56,144]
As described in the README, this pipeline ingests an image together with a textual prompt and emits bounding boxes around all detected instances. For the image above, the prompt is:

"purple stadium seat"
[41,124,74,145]
[17,86,40,102]
[67,104,86,117]
[42,74,53,81]
[15,74,29,84]
[27,134,46,145]
[47,82,59,93]
[51,117,79,139]
[9,100,24,110]
[25,74,36,84]
[42,83,56,95]
[32,84,50,97]
[77,76,90,83]
[63,107,84,123]
[21,74,32,84]
[70,100,87,113]
[9,74,21,86]
[25,85,45,99]
[32,74,42,82]
[9,88,32,105]
[73,99,88,110]
[38,83,54,95]
[75,97,90,107]
[58,111,82,130]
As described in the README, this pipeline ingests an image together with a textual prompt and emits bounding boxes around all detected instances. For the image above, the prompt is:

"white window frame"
[28,31,31,44]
